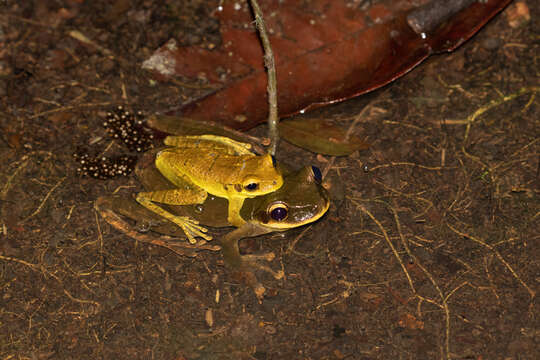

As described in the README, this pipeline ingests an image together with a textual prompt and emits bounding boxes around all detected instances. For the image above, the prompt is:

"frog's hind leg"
[95,196,220,256]
[220,223,285,300]
[135,149,214,244]
[136,188,211,244]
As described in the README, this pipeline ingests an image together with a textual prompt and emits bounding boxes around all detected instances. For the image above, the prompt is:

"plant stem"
[249,0,279,156]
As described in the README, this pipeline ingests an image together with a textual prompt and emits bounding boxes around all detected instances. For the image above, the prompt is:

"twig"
[352,200,416,296]
[63,289,101,309]
[388,202,454,360]
[286,225,313,255]
[0,254,41,270]
[3,14,51,27]
[1,151,53,200]
[369,162,450,172]
[0,254,60,282]
[249,0,279,156]
[1,159,30,200]
[30,101,113,119]
[21,176,66,223]
[322,102,374,179]
[447,223,535,299]
[461,86,538,164]
[95,209,105,275]
[68,30,129,67]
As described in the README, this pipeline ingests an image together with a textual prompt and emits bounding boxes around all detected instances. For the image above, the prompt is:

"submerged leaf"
[147,114,241,139]
[279,118,369,156]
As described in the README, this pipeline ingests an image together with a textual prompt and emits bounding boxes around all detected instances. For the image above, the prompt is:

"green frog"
[96,150,330,298]
[135,134,284,244]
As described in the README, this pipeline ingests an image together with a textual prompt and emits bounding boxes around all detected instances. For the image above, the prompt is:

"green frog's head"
[241,166,330,230]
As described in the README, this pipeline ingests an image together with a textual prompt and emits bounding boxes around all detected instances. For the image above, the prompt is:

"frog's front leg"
[226,197,248,227]
[136,188,212,244]
[220,223,284,299]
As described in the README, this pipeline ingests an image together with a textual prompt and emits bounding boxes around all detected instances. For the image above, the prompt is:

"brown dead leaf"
[143,0,513,129]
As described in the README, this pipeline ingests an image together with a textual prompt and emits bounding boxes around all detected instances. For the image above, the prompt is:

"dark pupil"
[245,183,258,191]
[271,155,277,168]
[270,207,288,221]
[312,166,322,183]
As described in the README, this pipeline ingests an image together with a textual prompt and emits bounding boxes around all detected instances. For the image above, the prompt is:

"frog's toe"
[242,252,276,262]
[238,251,284,278]
[244,260,284,280]
[182,220,205,233]
[234,265,284,302]
[234,253,284,280]
[173,216,213,243]
[183,227,213,244]
[231,270,267,302]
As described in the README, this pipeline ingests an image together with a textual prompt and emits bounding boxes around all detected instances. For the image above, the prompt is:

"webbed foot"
[220,223,284,300]
[240,253,284,280]
[173,215,213,244]
[136,194,212,243]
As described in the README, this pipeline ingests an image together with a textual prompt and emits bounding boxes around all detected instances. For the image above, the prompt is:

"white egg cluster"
[75,152,137,179]
[74,106,156,179]
[103,106,154,153]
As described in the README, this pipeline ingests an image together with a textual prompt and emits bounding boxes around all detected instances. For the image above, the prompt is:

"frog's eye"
[244,182,259,191]
[271,155,277,168]
[311,166,322,184]
[269,203,288,222]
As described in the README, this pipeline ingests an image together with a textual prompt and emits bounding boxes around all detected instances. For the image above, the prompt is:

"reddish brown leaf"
[144,0,512,130]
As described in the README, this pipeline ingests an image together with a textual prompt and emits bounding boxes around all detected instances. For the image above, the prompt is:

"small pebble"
[506,1,530,28]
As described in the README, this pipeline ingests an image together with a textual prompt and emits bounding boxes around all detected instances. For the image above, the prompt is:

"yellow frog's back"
[156,147,281,199]
[158,135,282,199]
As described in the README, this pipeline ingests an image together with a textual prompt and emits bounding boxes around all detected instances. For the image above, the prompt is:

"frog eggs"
[103,106,154,153]
[74,152,137,179]
[74,106,155,179]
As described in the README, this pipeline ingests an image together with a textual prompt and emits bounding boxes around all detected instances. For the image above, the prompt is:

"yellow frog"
[135,134,283,244]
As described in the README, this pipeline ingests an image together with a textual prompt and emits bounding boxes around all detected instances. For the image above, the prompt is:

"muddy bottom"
[0,1,538,359]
